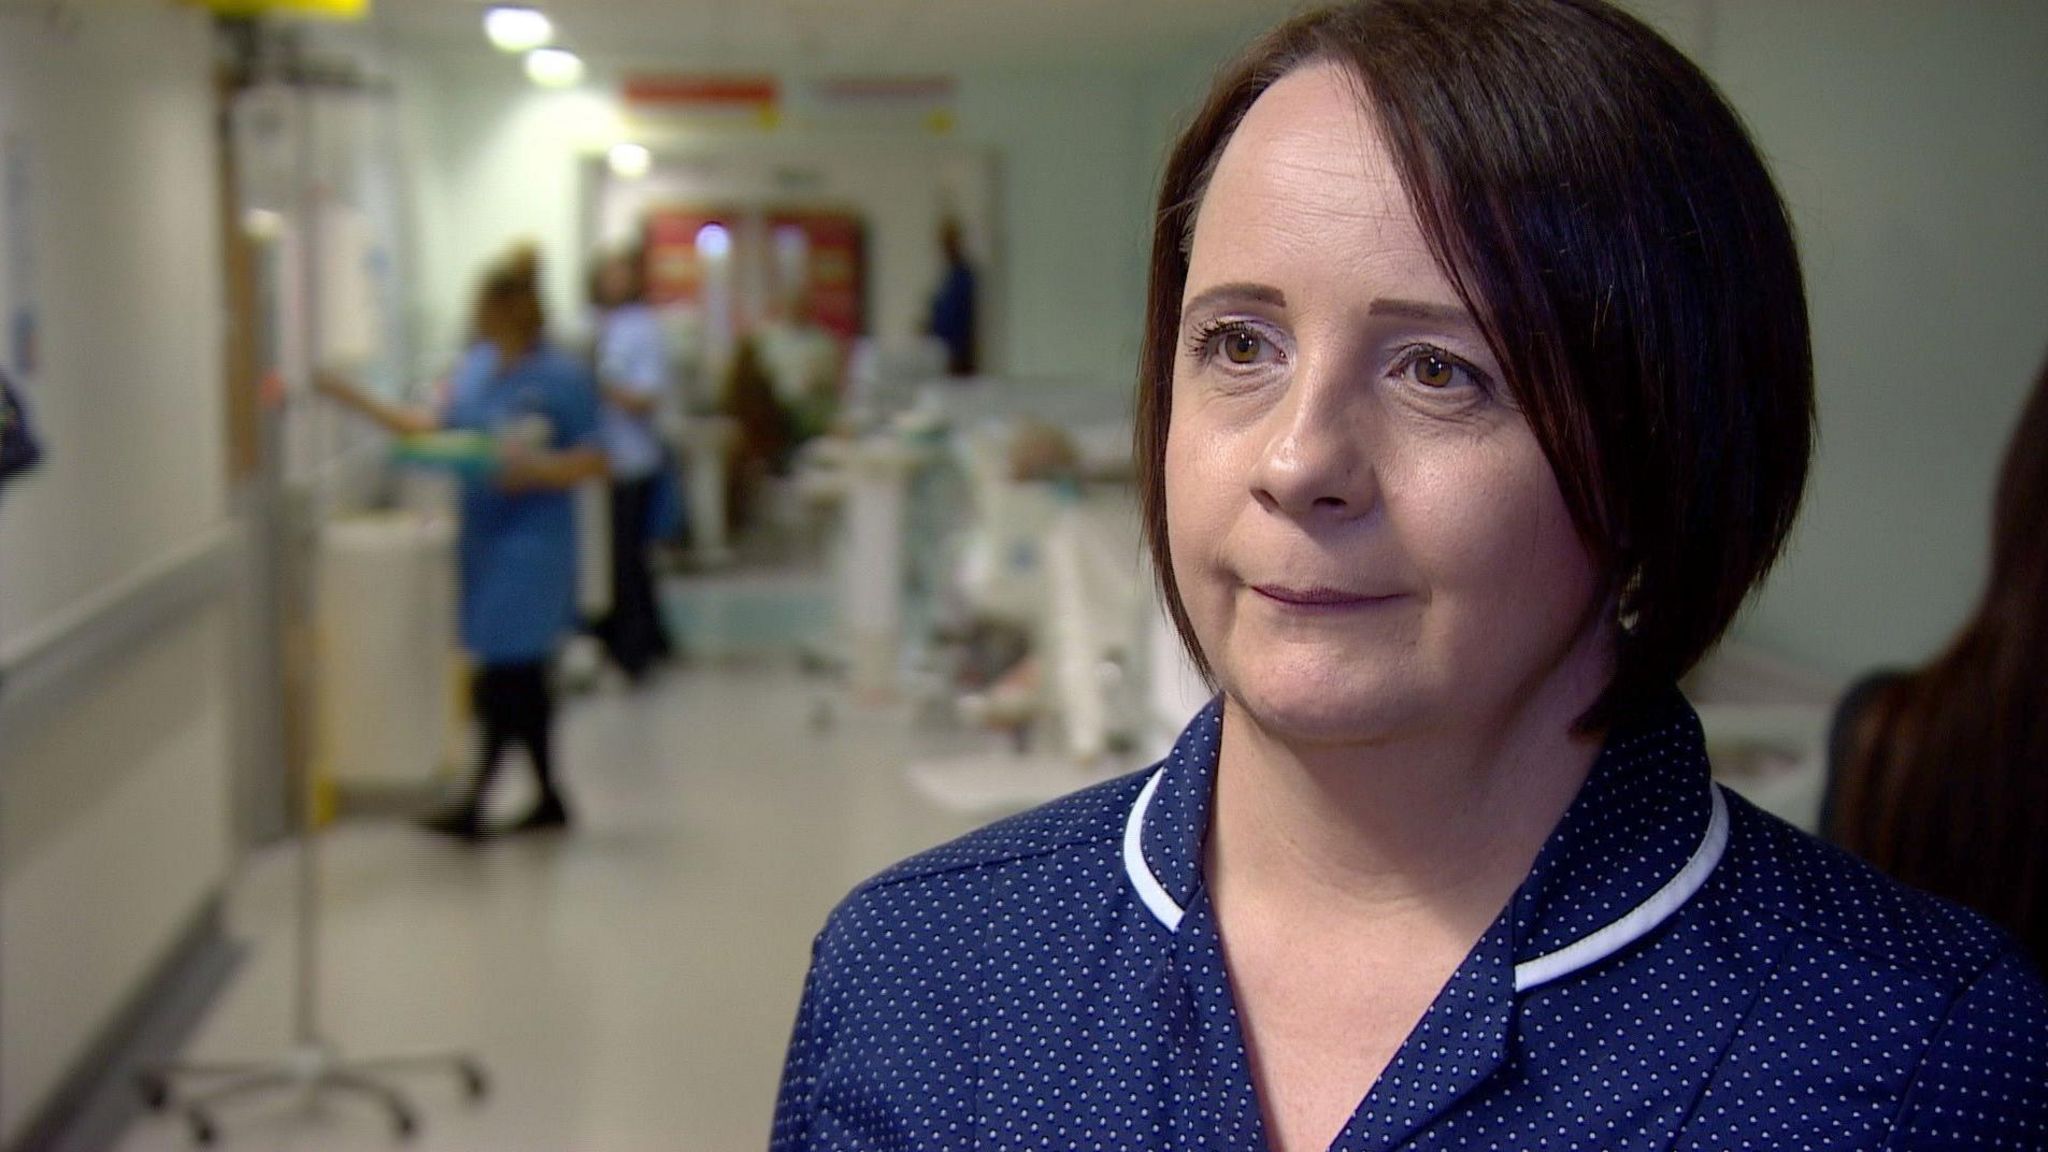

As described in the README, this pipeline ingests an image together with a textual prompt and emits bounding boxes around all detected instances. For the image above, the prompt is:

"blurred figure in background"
[589,244,678,682]
[924,217,977,377]
[318,245,605,839]
[0,365,43,505]
[721,335,796,538]
[758,283,843,443]
[1826,348,2048,972]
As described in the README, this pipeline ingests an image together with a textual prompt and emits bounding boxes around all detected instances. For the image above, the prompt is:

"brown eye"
[1223,330,1261,365]
[1413,353,1455,388]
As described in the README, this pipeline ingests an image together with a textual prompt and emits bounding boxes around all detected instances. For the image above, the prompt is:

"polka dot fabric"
[771,690,2048,1150]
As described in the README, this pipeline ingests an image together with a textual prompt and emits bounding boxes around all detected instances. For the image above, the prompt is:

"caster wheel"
[393,1109,419,1140]
[188,1111,218,1146]
[137,1074,171,1111]
[459,1060,490,1101]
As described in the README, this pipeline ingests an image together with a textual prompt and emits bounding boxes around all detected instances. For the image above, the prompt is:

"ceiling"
[365,0,1305,73]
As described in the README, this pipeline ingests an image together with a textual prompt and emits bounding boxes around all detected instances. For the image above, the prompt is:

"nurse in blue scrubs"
[319,249,605,839]
[771,3,2048,1149]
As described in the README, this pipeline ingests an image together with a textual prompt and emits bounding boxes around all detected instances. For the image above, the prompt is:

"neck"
[1206,630,1612,932]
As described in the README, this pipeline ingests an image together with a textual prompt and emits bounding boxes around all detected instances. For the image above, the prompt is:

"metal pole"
[290,74,323,1055]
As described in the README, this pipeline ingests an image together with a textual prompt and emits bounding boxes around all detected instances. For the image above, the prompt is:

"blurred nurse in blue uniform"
[771,3,2048,1149]
[320,248,604,839]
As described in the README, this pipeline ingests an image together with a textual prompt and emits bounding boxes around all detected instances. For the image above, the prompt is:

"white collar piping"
[1120,766,1732,993]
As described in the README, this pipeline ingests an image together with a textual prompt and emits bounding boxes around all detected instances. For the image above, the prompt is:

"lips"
[1250,584,1401,607]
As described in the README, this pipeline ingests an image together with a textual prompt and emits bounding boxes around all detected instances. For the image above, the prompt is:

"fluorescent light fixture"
[485,6,553,53]
[607,142,652,179]
[525,46,585,88]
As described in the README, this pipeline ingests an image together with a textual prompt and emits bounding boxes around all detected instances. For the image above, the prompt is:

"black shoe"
[420,804,487,842]
[511,796,571,834]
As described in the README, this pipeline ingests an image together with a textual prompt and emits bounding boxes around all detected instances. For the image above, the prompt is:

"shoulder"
[1674,794,2048,1146]
[449,342,496,389]
[861,769,1145,897]
[1723,788,2017,983]
[817,770,1148,944]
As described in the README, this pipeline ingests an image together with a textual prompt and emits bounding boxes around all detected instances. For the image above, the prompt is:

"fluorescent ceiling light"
[484,6,553,53]
[525,47,586,88]
[607,142,652,179]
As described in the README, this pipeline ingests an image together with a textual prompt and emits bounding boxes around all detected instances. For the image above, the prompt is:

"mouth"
[1249,584,1404,609]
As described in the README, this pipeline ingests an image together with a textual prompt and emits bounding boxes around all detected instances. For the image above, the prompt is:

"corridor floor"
[115,652,1009,1151]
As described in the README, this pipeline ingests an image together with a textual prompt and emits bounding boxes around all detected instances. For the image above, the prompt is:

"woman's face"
[1165,63,1610,747]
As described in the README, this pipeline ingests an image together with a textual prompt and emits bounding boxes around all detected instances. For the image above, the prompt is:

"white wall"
[0,3,235,1139]
[0,8,229,651]
[388,61,611,376]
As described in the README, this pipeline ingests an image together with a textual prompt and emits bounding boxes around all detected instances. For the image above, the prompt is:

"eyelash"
[1184,318,1276,366]
[1390,344,1493,394]
[1185,321,1492,396]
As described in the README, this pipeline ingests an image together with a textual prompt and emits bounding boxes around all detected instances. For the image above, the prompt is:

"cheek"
[1408,442,1600,620]
[1162,432,1210,577]
[1162,422,1240,617]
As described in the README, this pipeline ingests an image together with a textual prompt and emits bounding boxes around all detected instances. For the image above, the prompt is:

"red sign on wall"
[767,210,866,345]
[642,206,738,307]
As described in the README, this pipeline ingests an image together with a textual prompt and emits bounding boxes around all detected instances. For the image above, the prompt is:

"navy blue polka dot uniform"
[772,691,2048,1149]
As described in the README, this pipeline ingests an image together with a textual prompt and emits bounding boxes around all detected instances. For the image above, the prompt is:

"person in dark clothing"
[925,218,977,377]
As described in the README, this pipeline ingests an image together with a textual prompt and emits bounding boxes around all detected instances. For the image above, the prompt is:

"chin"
[1217,652,1430,749]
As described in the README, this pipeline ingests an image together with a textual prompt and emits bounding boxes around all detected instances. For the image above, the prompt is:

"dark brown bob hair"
[1136,0,1815,727]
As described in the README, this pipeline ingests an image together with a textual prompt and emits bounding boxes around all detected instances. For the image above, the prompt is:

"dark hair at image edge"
[1136,0,1815,729]
[1830,350,2048,969]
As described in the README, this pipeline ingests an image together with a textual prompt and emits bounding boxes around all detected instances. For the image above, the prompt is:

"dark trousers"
[468,661,559,806]
[598,474,674,679]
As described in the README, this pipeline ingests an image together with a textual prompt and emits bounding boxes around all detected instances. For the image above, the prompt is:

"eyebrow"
[1367,298,1474,326]
[1179,286,1475,330]
[1180,282,1286,317]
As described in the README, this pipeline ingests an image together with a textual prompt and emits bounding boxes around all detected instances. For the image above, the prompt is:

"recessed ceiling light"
[484,6,553,53]
[525,47,586,88]
[607,142,652,179]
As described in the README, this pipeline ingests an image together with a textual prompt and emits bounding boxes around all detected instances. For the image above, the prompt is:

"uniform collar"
[1122,688,1728,993]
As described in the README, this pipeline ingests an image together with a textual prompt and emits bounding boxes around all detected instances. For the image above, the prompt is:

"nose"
[1247,356,1377,523]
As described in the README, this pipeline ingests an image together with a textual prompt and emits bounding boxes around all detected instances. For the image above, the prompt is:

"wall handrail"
[0,523,243,759]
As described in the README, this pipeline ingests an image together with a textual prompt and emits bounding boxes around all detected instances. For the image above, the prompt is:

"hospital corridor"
[1,1,2044,1150]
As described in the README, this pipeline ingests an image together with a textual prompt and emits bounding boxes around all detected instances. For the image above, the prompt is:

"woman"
[319,249,605,839]
[771,3,2048,1149]
[1826,351,2048,973]
[588,245,678,682]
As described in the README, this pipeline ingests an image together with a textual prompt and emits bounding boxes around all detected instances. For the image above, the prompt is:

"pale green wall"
[954,69,1151,384]
[1705,2,2048,674]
